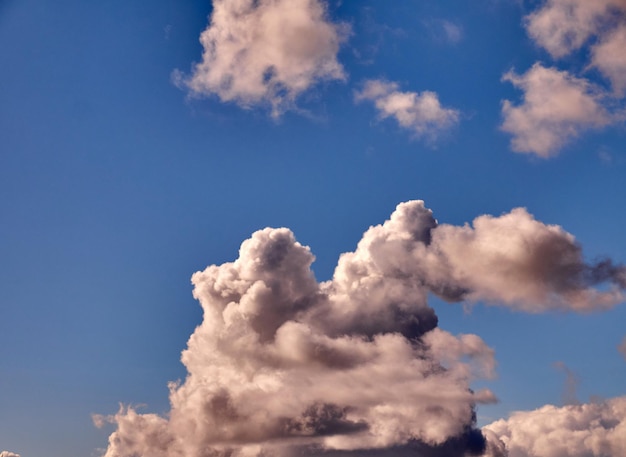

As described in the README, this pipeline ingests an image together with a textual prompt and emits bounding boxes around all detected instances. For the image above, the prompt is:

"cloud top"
[177,0,348,116]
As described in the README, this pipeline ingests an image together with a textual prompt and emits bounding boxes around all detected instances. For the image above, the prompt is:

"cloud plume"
[176,0,348,116]
[355,80,460,141]
[501,64,610,157]
[484,396,626,457]
[98,200,625,457]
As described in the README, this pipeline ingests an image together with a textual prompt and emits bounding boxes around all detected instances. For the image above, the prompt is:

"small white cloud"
[524,0,626,58]
[591,23,626,96]
[0,452,21,457]
[484,396,626,457]
[501,63,611,157]
[355,80,460,141]
[177,0,348,117]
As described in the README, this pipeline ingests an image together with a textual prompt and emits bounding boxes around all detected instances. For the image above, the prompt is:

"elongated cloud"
[501,64,610,157]
[98,201,625,457]
[525,0,626,58]
[484,396,626,457]
[355,80,460,141]
[177,0,348,116]
[0,452,20,457]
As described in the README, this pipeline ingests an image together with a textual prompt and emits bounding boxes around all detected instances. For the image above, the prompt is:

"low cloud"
[501,63,610,157]
[98,200,625,457]
[484,396,626,457]
[355,80,460,141]
[176,0,348,117]
[524,0,626,58]
[0,452,20,457]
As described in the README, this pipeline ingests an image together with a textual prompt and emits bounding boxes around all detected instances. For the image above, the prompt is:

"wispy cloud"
[355,80,460,141]
[175,0,349,117]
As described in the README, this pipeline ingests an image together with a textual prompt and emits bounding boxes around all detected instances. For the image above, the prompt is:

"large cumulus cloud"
[176,0,348,116]
[483,396,626,457]
[98,201,626,457]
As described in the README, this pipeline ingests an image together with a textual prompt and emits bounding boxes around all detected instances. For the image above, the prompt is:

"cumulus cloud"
[501,63,611,157]
[176,0,348,116]
[591,23,626,96]
[484,396,626,457]
[99,200,626,457]
[524,0,626,58]
[0,452,20,457]
[355,80,460,141]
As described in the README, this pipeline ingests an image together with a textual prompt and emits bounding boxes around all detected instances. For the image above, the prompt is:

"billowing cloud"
[524,0,626,58]
[0,452,21,457]
[355,80,460,141]
[176,0,348,116]
[98,200,625,457]
[501,63,611,157]
[484,396,626,457]
[591,24,626,96]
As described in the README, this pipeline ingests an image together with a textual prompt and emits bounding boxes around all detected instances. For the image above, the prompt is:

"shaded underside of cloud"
[501,63,610,158]
[484,396,626,457]
[98,201,625,457]
[355,80,460,142]
[176,0,348,117]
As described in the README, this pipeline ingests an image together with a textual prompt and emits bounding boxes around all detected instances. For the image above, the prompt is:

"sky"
[1,0,626,456]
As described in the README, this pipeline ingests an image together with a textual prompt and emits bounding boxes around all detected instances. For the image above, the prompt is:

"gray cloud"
[175,0,348,117]
[98,200,625,457]
[484,396,626,457]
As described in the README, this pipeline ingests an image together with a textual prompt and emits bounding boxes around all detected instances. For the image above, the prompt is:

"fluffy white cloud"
[501,64,610,157]
[355,80,460,141]
[0,453,20,457]
[177,0,348,116]
[525,0,626,58]
[98,200,626,457]
[591,24,626,96]
[484,396,626,457]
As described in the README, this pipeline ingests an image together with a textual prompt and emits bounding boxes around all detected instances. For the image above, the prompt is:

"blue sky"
[1,1,626,456]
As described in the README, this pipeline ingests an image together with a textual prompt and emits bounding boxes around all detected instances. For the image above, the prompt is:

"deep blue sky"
[1,1,625,456]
